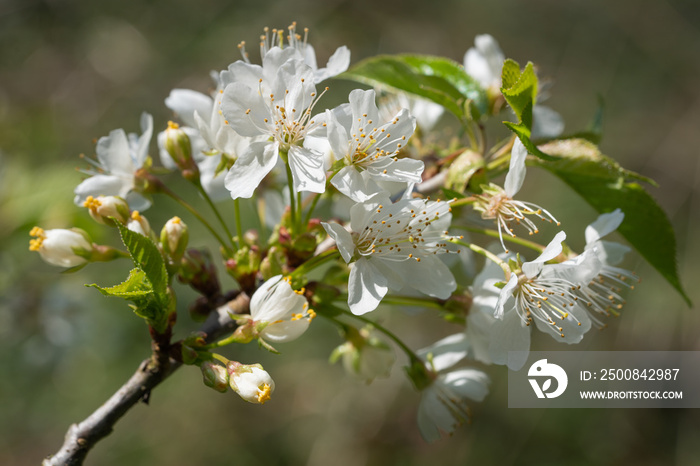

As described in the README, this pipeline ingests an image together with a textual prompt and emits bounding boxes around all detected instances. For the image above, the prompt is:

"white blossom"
[322,195,459,315]
[249,275,315,343]
[416,334,489,442]
[240,22,350,84]
[473,137,559,252]
[74,113,153,211]
[578,209,639,326]
[227,362,275,404]
[326,89,423,202]
[29,227,92,268]
[220,47,328,198]
[471,232,597,370]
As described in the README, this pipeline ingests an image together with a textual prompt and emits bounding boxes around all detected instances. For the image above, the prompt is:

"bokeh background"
[2,0,700,464]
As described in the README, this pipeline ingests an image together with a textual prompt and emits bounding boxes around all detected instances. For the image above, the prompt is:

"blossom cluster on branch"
[35,24,659,457]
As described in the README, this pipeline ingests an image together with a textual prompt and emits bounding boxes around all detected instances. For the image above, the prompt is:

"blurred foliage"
[1,0,700,465]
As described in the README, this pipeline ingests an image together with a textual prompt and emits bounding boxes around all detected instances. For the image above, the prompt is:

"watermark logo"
[528,359,568,399]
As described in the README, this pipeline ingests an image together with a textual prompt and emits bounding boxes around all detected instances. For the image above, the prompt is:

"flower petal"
[488,309,531,371]
[220,83,272,138]
[348,257,388,315]
[165,89,213,129]
[585,208,624,245]
[224,141,278,199]
[504,137,527,197]
[522,231,566,279]
[321,221,355,264]
[288,145,326,193]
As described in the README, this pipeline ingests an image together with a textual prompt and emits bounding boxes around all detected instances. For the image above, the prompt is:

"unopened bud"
[83,195,130,225]
[227,361,275,404]
[201,361,229,393]
[128,210,153,237]
[29,226,93,268]
[161,216,189,262]
[162,121,199,180]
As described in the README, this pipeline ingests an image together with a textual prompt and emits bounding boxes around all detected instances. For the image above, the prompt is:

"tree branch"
[42,293,251,466]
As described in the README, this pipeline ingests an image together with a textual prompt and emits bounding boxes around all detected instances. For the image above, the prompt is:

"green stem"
[296,191,303,233]
[303,193,322,227]
[330,305,422,364]
[453,240,511,279]
[453,225,545,253]
[285,163,297,236]
[450,196,477,208]
[197,184,237,251]
[211,353,230,364]
[233,199,244,249]
[161,186,231,253]
[290,249,341,278]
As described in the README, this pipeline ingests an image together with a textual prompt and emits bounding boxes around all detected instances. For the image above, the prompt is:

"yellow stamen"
[257,383,272,404]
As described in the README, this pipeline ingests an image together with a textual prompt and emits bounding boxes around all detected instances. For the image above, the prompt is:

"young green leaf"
[87,268,153,300]
[116,222,168,294]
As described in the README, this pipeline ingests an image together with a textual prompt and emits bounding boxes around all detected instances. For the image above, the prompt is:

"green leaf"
[339,54,488,121]
[535,139,690,305]
[499,60,558,162]
[116,222,168,294]
[87,268,153,300]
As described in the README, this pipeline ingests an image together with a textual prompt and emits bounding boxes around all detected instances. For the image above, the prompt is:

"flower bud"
[227,362,275,404]
[163,121,199,180]
[161,216,189,262]
[29,226,93,268]
[201,361,229,393]
[83,195,130,225]
[128,210,153,237]
[260,246,287,280]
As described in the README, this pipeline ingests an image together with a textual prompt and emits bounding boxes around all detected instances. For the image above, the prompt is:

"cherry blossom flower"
[29,227,93,268]
[227,362,275,404]
[471,232,597,370]
[248,275,315,344]
[220,47,328,198]
[74,113,153,211]
[415,334,489,442]
[239,22,350,84]
[473,137,559,252]
[322,195,459,315]
[325,89,423,202]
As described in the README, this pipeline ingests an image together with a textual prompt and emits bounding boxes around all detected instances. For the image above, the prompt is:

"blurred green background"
[1,0,700,464]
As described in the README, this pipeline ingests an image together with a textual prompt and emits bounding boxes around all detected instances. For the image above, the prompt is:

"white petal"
[314,45,350,83]
[444,369,490,402]
[325,108,350,160]
[165,89,213,129]
[585,208,624,245]
[348,258,388,315]
[224,141,278,199]
[394,256,456,299]
[219,61,263,88]
[288,145,326,194]
[466,311,496,365]
[73,175,127,207]
[261,319,310,343]
[220,83,272,138]
[96,129,132,176]
[494,274,518,319]
[331,166,385,203]
[349,89,380,133]
[321,221,355,264]
[504,137,527,197]
[135,113,153,169]
[531,105,565,139]
[593,240,631,266]
[417,333,469,372]
[417,387,453,443]
[522,231,566,279]
[368,157,424,184]
[488,309,531,371]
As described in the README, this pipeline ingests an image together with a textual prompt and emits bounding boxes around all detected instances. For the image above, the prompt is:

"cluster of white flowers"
[32,25,643,446]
